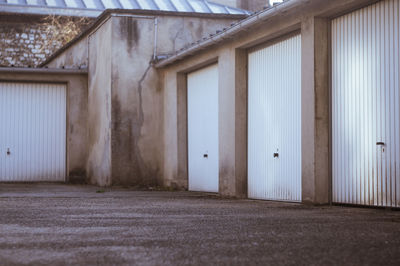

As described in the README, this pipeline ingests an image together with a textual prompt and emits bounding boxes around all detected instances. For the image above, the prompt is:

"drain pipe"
[153,17,158,61]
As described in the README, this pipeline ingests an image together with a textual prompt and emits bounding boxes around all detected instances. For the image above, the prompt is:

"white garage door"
[332,0,400,207]
[248,34,302,202]
[188,64,219,192]
[0,82,67,182]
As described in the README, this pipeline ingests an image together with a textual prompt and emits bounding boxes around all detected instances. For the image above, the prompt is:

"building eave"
[155,0,299,68]
[39,9,248,67]
[0,67,88,75]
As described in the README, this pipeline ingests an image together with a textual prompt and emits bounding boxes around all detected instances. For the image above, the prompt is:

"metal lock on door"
[6,148,10,156]
[377,142,385,152]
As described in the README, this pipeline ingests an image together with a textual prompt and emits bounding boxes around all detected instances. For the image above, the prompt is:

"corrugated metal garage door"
[332,0,400,207]
[248,34,302,202]
[188,64,219,192]
[0,82,66,182]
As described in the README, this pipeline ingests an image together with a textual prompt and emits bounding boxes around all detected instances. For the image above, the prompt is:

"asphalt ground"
[0,183,399,265]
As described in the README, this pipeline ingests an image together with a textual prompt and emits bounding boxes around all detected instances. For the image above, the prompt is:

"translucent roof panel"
[188,0,210,13]
[0,0,250,15]
[154,0,176,11]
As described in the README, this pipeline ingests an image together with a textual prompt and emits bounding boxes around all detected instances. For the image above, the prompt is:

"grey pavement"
[0,184,399,266]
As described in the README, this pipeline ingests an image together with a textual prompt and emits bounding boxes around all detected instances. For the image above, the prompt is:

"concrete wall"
[109,14,241,186]
[86,18,112,186]
[0,68,88,182]
[160,0,379,202]
[45,12,240,187]
[45,37,88,69]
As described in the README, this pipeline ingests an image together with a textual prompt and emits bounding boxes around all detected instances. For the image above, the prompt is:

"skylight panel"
[26,0,46,6]
[45,0,58,7]
[118,0,135,9]
[188,0,208,13]
[102,0,116,8]
[154,0,174,11]
[136,0,153,9]
[225,7,242,14]
[83,0,98,9]
[206,3,226,14]
[171,0,191,12]
[64,0,79,8]
[6,0,18,4]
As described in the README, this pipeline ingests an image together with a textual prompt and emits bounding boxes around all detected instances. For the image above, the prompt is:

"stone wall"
[0,22,58,67]
[0,14,93,67]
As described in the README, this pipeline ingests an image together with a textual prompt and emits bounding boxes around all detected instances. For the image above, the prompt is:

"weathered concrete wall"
[86,18,112,186]
[43,11,242,187]
[110,15,240,186]
[45,37,88,69]
[160,0,379,201]
[0,69,88,182]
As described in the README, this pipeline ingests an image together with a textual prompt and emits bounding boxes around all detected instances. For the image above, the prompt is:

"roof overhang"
[0,4,102,17]
[39,9,248,67]
[155,0,381,68]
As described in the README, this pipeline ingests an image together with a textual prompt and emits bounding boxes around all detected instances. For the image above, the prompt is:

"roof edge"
[155,0,299,68]
[39,8,248,67]
[0,67,88,74]
[0,4,102,17]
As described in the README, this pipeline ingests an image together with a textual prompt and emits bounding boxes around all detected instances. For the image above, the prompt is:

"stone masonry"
[0,14,93,67]
[0,22,60,67]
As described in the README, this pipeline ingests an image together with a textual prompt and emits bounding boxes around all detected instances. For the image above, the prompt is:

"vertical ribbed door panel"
[188,64,219,193]
[332,0,400,207]
[0,82,66,182]
[248,34,302,202]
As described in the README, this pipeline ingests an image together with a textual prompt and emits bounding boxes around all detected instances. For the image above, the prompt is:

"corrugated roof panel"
[118,0,134,9]
[0,0,250,14]
[136,0,154,10]
[6,0,21,4]
[188,0,210,13]
[225,6,243,14]
[82,0,100,9]
[64,0,79,8]
[102,0,116,8]
[154,0,175,11]
[26,0,47,5]
[46,0,59,7]
[205,2,226,14]
[172,0,193,12]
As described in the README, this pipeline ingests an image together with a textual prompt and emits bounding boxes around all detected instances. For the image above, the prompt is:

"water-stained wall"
[86,18,112,186]
[44,11,242,187]
[110,14,239,186]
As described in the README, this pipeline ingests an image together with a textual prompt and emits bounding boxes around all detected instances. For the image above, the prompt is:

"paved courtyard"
[0,184,399,265]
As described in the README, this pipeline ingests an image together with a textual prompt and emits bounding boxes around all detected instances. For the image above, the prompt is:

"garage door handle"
[6,148,10,155]
[273,153,279,158]
[376,142,385,146]
[203,154,208,158]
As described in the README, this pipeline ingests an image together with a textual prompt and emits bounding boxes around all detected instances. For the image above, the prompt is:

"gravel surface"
[0,183,399,265]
